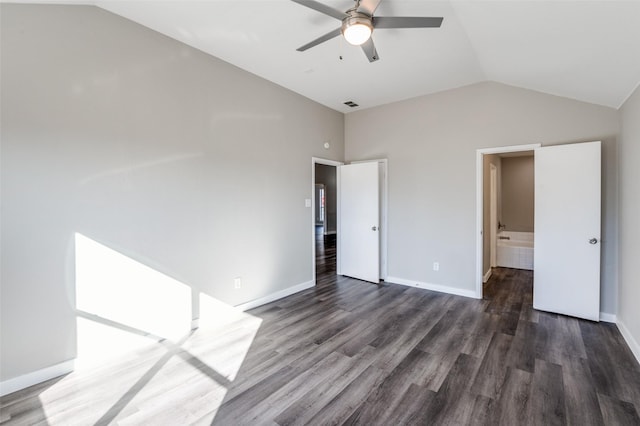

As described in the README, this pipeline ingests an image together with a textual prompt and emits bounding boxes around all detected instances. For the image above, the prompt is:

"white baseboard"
[599,312,617,323]
[483,269,492,283]
[385,276,476,299]
[617,320,640,365]
[234,280,315,312]
[0,359,75,397]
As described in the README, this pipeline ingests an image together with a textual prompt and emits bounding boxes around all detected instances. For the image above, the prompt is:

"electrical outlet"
[433,262,439,272]
[234,277,242,289]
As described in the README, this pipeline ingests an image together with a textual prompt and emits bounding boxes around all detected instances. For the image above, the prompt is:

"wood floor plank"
[221,341,320,402]
[382,383,436,425]
[417,353,483,425]
[341,347,437,425]
[493,367,532,426]
[467,394,496,426]
[371,302,452,373]
[598,393,640,426]
[546,315,588,364]
[337,301,421,357]
[413,350,461,393]
[226,351,354,424]
[461,312,502,359]
[273,345,377,426]
[504,319,537,373]
[580,320,640,405]
[306,364,388,426]
[469,332,513,399]
[529,358,567,426]
[213,365,298,424]
[562,356,605,426]
[416,297,481,356]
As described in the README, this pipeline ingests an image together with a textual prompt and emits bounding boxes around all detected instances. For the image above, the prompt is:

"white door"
[534,141,601,321]
[339,162,380,283]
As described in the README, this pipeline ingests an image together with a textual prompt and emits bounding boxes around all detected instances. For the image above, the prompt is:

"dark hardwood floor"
[315,225,336,279]
[2,234,639,425]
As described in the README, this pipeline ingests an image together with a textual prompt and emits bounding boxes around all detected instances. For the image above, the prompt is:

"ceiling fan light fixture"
[342,14,373,46]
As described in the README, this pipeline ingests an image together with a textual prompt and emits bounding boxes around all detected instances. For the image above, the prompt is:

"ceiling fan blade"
[358,0,383,16]
[361,38,379,63]
[373,16,443,29]
[290,0,348,20]
[296,28,342,51]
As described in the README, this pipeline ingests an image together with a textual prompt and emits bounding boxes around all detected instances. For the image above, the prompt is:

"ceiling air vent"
[344,101,359,108]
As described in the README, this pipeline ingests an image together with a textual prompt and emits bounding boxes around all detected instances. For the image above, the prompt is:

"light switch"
[305,199,311,207]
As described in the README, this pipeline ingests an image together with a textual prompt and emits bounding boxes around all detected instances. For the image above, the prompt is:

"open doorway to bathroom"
[477,142,602,320]
[486,151,535,275]
[476,144,540,298]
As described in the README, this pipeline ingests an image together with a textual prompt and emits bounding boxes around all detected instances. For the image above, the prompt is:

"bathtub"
[496,231,534,270]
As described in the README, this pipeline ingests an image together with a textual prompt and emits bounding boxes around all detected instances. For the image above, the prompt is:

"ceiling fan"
[291,0,443,62]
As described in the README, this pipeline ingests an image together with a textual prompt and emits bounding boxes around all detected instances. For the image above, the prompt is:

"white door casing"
[533,141,601,321]
[490,164,498,269]
[339,162,380,283]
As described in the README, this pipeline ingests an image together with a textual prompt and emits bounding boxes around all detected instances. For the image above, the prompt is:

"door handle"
[589,238,598,244]
[372,226,378,231]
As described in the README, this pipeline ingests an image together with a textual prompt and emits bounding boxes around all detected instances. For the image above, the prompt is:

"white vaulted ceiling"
[14,0,640,112]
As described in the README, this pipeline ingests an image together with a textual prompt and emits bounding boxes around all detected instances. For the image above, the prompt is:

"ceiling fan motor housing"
[341,11,373,45]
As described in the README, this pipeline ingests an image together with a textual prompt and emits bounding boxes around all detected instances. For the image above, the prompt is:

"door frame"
[489,163,498,269]
[475,144,540,298]
[312,158,343,285]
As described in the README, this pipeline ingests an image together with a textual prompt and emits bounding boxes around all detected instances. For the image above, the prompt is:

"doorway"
[311,158,389,285]
[484,152,536,281]
[476,144,540,298]
[312,158,341,284]
[476,142,602,321]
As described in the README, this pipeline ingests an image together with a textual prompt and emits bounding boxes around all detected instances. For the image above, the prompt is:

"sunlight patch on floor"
[190,292,263,381]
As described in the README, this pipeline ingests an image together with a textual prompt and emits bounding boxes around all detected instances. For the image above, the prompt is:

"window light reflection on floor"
[194,292,262,382]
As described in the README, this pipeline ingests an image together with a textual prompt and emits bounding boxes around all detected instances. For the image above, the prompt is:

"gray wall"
[315,164,337,233]
[501,156,535,232]
[345,81,619,314]
[0,4,344,382]
[619,84,640,353]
